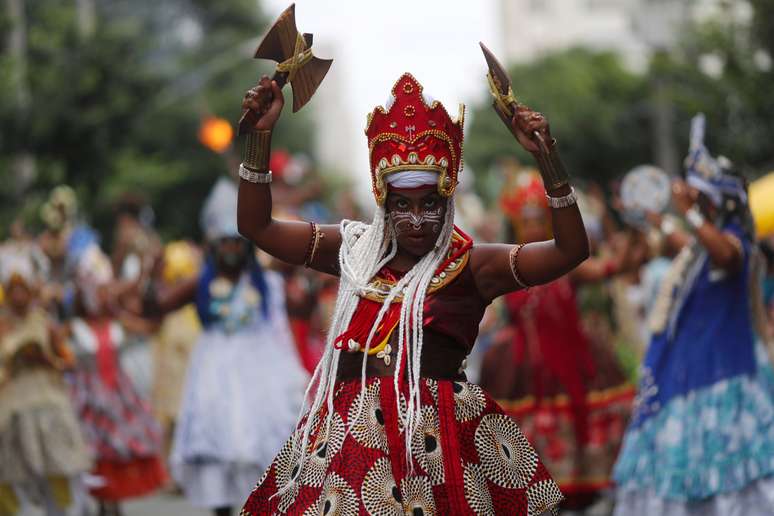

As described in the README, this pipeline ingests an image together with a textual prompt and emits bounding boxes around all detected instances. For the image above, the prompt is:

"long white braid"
[274,199,455,496]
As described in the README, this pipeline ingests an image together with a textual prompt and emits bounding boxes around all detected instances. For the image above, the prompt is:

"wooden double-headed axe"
[238,4,333,135]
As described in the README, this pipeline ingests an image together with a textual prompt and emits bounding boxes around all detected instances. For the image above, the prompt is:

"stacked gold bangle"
[240,130,273,184]
[242,130,272,172]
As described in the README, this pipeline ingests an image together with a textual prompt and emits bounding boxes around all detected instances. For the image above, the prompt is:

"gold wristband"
[533,140,570,191]
[243,130,272,172]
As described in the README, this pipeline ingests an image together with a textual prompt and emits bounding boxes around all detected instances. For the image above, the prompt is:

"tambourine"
[620,165,671,227]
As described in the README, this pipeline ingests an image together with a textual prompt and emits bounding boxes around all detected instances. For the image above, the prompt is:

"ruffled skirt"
[613,342,774,513]
[171,327,308,508]
[70,360,166,500]
[0,370,91,484]
[479,337,635,498]
[614,477,774,516]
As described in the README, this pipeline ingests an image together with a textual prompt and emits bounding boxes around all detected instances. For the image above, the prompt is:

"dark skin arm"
[645,210,692,256]
[145,276,198,316]
[49,323,75,369]
[671,179,743,272]
[645,180,742,272]
[237,76,341,275]
[569,230,640,284]
[471,105,590,302]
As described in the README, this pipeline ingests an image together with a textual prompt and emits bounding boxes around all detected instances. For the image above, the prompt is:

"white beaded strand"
[274,197,456,496]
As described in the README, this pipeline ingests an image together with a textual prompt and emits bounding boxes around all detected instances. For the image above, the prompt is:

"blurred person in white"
[144,178,308,516]
[0,247,91,516]
[613,114,774,515]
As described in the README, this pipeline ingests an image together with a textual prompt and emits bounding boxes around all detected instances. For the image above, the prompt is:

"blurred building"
[498,0,752,70]
[308,40,360,182]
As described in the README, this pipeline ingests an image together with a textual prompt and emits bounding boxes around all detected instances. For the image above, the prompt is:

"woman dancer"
[237,72,589,515]
[149,178,308,516]
[0,251,91,515]
[479,170,636,512]
[613,115,774,514]
[68,246,166,516]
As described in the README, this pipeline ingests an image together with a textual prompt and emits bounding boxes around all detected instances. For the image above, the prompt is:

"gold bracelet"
[509,243,530,289]
[304,222,324,268]
[243,130,272,172]
[533,139,570,191]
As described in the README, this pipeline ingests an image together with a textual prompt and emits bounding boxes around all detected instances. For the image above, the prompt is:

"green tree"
[0,0,314,241]
[650,3,774,177]
[466,1,774,207]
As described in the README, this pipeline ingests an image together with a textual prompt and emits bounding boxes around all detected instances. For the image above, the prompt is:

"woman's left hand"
[510,104,551,155]
[671,179,697,215]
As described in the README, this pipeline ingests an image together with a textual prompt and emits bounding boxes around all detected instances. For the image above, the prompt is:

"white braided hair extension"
[273,198,455,497]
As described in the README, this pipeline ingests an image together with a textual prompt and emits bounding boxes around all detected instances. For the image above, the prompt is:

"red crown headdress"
[365,73,465,205]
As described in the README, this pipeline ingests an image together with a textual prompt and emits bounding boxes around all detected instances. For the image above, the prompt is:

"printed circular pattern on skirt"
[452,381,487,422]
[400,476,436,516]
[302,412,346,487]
[347,381,388,450]
[424,378,439,403]
[410,406,445,485]
[302,472,358,516]
[277,482,300,514]
[272,431,303,512]
[474,414,539,489]
[463,462,495,515]
[526,480,563,516]
[361,457,403,515]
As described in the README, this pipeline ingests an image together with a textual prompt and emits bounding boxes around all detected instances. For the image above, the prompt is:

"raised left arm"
[672,180,743,273]
[471,105,589,302]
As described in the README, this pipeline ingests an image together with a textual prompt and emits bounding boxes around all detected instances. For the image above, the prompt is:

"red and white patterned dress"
[69,318,167,501]
[479,278,634,508]
[241,231,563,515]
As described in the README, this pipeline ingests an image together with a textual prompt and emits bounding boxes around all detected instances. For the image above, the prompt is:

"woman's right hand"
[242,75,285,131]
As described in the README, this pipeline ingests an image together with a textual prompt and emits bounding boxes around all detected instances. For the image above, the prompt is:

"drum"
[620,165,671,227]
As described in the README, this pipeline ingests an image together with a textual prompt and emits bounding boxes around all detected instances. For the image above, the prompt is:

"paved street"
[20,493,211,516]
[124,494,211,516]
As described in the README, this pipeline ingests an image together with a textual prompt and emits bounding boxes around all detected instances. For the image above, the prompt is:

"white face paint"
[389,205,444,235]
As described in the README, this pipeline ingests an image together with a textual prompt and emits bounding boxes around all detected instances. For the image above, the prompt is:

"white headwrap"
[385,170,438,189]
[75,245,114,314]
[0,242,49,288]
[0,250,35,287]
[201,177,240,241]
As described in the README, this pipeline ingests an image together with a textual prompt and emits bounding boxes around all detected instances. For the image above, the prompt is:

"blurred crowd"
[1,142,773,516]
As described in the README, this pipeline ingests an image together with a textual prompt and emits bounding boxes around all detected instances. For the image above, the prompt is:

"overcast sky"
[261,0,502,186]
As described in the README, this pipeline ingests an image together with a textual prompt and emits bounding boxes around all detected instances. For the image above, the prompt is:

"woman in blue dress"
[613,114,774,514]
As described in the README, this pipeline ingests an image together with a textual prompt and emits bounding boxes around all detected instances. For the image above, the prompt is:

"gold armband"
[242,130,272,172]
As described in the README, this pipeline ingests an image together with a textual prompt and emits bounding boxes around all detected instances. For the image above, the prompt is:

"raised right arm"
[236,76,341,275]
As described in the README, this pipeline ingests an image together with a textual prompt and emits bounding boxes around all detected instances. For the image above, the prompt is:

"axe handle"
[238,71,290,136]
[493,100,550,153]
